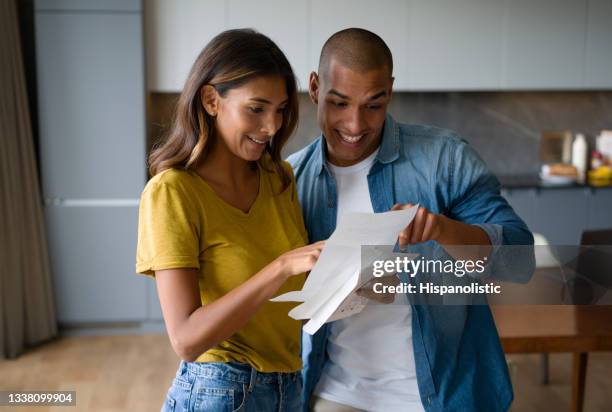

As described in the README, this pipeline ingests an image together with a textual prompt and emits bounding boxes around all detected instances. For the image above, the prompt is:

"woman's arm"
[156,241,324,362]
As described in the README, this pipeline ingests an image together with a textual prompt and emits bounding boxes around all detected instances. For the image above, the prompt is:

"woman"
[136,29,323,411]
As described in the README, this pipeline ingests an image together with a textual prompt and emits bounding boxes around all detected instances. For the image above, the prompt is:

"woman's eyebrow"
[249,97,288,105]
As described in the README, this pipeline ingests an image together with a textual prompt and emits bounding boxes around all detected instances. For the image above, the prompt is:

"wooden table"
[491,305,612,412]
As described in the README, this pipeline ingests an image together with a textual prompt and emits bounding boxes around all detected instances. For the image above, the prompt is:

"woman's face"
[212,75,288,162]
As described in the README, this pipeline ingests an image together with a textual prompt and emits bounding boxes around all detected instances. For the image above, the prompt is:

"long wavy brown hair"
[148,29,298,191]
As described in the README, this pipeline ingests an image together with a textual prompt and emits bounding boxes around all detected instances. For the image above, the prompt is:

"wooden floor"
[1,335,611,411]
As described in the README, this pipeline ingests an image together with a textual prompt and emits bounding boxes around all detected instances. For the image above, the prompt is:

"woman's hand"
[275,240,326,279]
[156,240,325,361]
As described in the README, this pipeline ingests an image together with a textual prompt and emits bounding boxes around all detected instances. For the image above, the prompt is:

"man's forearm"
[437,216,493,261]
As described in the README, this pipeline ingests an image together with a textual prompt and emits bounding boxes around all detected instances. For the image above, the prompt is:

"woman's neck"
[195,138,257,189]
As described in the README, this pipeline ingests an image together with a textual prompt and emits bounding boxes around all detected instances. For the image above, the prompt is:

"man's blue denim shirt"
[287,114,534,412]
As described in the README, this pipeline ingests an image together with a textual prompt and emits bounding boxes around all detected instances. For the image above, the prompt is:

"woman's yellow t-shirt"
[135,159,307,372]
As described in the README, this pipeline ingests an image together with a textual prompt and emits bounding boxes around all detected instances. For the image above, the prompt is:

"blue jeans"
[161,361,302,412]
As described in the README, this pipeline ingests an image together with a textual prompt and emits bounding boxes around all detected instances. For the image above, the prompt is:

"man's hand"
[391,203,493,260]
[392,203,446,248]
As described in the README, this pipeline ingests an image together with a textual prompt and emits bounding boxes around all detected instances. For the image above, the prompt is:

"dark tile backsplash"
[150,91,612,177]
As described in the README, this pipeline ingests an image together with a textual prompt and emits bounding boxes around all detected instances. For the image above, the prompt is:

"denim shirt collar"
[314,114,400,176]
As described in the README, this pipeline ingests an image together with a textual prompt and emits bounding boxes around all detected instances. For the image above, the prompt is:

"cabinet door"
[44,206,147,323]
[144,0,225,91]
[227,0,310,91]
[532,189,589,245]
[504,188,590,245]
[309,0,410,90]
[35,12,146,198]
[587,190,612,230]
[502,189,537,234]
[503,0,587,89]
[585,0,612,88]
[406,0,503,90]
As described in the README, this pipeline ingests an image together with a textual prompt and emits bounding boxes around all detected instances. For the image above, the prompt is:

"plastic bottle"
[572,133,588,184]
[591,151,603,170]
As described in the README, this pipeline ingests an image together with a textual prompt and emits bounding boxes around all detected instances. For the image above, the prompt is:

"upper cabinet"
[584,0,612,88]
[145,0,225,92]
[502,0,586,89]
[406,0,504,90]
[227,0,310,90]
[144,0,612,92]
[309,0,411,90]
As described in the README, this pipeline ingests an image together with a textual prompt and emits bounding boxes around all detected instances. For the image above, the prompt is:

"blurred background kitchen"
[1,0,612,411]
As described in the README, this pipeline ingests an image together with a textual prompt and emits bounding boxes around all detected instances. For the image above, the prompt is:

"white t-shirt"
[314,148,424,412]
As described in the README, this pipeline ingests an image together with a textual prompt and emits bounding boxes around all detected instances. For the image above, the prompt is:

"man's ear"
[308,71,320,105]
[388,76,395,101]
[201,85,219,116]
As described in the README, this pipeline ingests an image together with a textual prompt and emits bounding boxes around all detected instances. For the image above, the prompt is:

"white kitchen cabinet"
[309,0,410,90]
[144,0,226,92]
[584,0,612,88]
[406,0,504,90]
[145,1,612,92]
[502,0,587,89]
[227,0,310,90]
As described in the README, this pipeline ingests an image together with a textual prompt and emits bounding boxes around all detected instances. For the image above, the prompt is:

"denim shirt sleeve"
[440,137,533,246]
[440,138,535,282]
[473,223,503,246]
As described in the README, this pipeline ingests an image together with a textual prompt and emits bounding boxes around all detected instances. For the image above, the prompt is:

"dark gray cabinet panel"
[45,206,147,323]
[504,188,602,245]
[35,12,146,199]
[587,189,612,230]
[502,189,536,234]
[530,189,589,245]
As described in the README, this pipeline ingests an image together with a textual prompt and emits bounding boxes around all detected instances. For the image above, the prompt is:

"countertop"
[497,174,612,190]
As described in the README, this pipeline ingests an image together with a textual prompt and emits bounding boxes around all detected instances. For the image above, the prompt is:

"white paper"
[271,207,420,334]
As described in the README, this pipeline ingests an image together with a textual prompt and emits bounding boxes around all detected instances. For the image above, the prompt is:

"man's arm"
[394,137,534,277]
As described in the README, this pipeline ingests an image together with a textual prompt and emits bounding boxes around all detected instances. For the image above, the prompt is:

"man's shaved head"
[318,28,393,79]
[310,28,394,167]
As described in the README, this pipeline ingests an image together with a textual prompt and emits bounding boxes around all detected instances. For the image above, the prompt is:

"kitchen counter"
[497,174,612,190]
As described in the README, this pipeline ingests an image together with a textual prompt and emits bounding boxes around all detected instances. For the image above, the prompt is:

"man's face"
[310,58,393,167]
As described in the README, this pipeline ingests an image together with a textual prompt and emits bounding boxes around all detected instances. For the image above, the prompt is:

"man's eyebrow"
[327,90,387,100]
[328,89,349,99]
[249,97,289,105]
[367,91,387,101]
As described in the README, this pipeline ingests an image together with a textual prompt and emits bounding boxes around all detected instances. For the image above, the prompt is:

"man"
[287,28,534,412]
